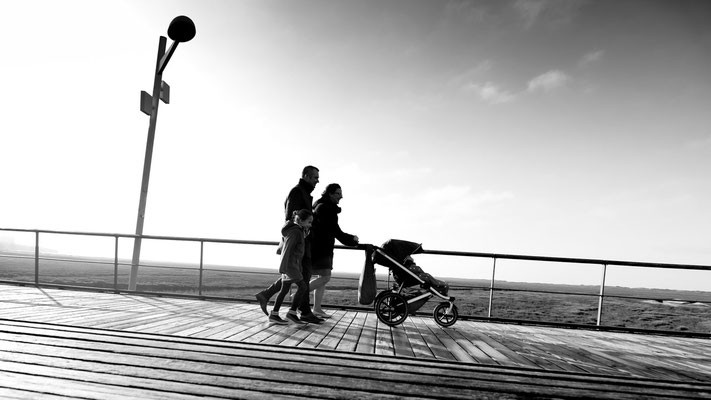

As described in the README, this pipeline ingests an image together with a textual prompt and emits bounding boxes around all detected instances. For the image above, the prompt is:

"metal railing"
[1,227,709,336]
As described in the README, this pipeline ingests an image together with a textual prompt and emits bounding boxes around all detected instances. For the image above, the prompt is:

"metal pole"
[129,36,168,291]
[488,258,496,318]
[198,241,204,296]
[114,236,119,292]
[597,264,607,326]
[34,231,39,285]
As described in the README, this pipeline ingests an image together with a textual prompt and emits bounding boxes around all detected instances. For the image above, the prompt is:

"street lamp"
[129,16,196,291]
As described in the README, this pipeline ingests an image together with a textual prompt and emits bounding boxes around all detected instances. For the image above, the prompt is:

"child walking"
[268,209,313,325]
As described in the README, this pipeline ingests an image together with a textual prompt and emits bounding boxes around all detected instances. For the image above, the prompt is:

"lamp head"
[167,16,196,43]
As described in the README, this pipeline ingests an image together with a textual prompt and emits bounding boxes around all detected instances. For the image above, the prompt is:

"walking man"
[255,165,324,324]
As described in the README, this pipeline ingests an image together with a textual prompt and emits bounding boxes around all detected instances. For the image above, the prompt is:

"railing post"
[114,236,119,292]
[488,257,496,318]
[597,263,607,326]
[198,240,204,296]
[34,231,39,285]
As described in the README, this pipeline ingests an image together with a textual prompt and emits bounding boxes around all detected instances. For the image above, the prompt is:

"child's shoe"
[268,313,287,325]
[286,312,306,325]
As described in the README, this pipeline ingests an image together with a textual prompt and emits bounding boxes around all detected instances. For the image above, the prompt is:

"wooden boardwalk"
[1,284,710,399]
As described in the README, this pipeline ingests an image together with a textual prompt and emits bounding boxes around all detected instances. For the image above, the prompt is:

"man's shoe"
[255,293,268,315]
[313,310,331,319]
[286,313,306,325]
[268,314,288,325]
[299,313,324,324]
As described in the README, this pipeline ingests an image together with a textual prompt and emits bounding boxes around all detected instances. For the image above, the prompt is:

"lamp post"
[129,16,196,291]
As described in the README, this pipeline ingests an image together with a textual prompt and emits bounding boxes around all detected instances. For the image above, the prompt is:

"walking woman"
[310,184,359,318]
[268,209,313,325]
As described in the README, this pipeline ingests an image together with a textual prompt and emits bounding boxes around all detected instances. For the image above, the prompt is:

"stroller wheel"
[433,302,458,327]
[375,292,409,326]
[372,291,390,312]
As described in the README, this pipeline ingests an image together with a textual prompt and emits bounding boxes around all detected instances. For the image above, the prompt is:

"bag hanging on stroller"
[358,245,377,305]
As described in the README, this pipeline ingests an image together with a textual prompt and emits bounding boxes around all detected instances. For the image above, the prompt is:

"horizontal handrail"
[418,248,711,271]
[4,227,708,271]
[1,227,278,246]
[1,226,710,336]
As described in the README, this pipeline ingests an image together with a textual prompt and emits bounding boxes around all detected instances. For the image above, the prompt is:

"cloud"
[579,50,604,67]
[458,66,572,104]
[513,0,586,30]
[465,82,517,104]
[527,70,570,92]
[449,60,493,88]
[463,60,494,78]
[444,1,492,23]
[513,0,547,29]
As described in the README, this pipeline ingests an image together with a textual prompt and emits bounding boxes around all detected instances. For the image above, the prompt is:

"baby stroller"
[372,239,458,327]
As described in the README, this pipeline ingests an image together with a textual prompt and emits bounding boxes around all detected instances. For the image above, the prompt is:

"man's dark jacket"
[284,178,315,269]
[284,179,315,221]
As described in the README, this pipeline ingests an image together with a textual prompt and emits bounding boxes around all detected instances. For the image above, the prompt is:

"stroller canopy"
[373,239,424,269]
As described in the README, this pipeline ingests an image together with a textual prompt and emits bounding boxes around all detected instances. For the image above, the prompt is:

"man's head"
[302,165,320,188]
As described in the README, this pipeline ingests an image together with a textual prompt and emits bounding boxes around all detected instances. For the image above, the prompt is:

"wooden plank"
[625,354,711,382]
[126,314,200,333]
[435,325,500,365]
[1,304,76,321]
[0,351,490,400]
[335,311,366,352]
[0,387,80,400]
[583,339,669,378]
[183,318,238,340]
[296,311,349,349]
[663,357,711,380]
[390,322,415,358]
[175,313,236,337]
[458,323,554,368]
[0,361,304,400]
[401,317,436,359]
[257,324,297,346]
[4,316,700,394]
[92,312,174,330]
[411,316,457,361]
[2,283,711,391]
[354,312,377,354]
[374,318,394,356]
[571,329,711,379]
[8,316,711,396]
[420,318,473,363]
[525,327,653,376]
[244,317,293,344]
[2,322,709,400]
[50,309,132,327]
[496,327,591,373]
[2,338,507,399]
[0,369,228,400]
[317,311,351,350]
[151,307,245,336]
[270,322,316,347]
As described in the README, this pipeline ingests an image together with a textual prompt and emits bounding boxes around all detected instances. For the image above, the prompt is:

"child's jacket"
[278,221,306,281]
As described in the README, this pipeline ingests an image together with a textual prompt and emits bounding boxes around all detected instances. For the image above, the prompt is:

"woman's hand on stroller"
[356,243,372,251]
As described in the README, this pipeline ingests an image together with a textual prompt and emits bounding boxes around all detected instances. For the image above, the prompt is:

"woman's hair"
[292,208,313,222]
[321,183,341,197]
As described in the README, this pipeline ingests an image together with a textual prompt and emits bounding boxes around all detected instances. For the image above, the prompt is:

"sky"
[1,0,710,290]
